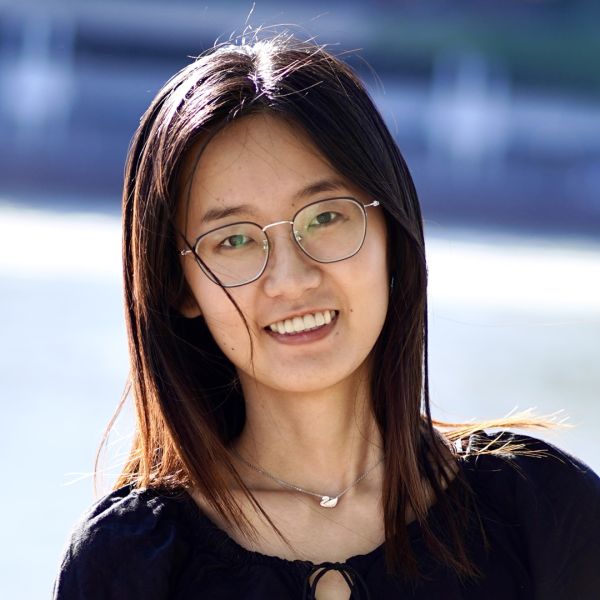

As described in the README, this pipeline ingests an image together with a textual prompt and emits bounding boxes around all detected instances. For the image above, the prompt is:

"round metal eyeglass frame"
[179,197,380,288]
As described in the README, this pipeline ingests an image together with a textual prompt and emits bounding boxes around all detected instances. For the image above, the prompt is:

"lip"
[265,311,338,345]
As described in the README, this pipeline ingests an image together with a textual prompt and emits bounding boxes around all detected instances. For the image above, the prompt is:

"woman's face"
[176,113,389,396]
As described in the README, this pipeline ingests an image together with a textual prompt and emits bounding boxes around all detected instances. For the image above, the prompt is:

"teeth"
[268,310,336,335]
[303,314,316,328]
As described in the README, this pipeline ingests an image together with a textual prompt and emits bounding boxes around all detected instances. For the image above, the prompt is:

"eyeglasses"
[180,197,380,287]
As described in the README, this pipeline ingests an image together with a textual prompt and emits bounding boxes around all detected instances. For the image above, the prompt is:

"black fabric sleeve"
[52,487,190,600]
[505,436,600,600]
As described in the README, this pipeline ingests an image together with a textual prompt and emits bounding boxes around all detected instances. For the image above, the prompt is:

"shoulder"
[459,430,600,497]
[65,485,193,555]
[458,430,600,522]
[460,431,600,598]
[53,485,195,599]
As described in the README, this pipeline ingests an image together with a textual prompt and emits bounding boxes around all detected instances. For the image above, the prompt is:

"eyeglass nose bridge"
[261,220,303,243]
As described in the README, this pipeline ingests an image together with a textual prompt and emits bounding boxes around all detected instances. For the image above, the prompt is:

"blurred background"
[0,0,598,597]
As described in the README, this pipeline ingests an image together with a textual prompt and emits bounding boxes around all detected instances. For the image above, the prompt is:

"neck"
[231,367,383,495]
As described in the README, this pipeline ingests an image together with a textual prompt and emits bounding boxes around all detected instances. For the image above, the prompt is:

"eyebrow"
[293,178,349,200]
[199,178,350,224]
[200,204,257,224]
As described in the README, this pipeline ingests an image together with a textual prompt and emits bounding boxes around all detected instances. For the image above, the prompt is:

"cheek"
[350,227,389,325]
[204,317,247,362]
[362,228,389,291]
[191,285,255,365]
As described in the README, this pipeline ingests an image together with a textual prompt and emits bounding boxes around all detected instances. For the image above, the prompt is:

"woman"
[53,35,600,599]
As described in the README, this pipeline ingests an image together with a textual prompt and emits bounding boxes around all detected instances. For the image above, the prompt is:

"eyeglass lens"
[194,198,367,286]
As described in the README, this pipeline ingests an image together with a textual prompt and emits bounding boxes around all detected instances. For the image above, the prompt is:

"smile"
[267,310,338,335]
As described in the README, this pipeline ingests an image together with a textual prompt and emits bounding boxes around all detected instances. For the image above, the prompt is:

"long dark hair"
[106,34,553,579]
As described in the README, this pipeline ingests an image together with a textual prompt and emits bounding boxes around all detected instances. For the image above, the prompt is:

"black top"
[53,433,600,599]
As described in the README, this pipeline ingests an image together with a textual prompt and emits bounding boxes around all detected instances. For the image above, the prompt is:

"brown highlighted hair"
[104,35,555,580]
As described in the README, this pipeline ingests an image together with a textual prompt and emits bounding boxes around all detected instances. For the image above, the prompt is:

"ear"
[173,265,202,318]
[174,280,202,318]
[178,295,202,319]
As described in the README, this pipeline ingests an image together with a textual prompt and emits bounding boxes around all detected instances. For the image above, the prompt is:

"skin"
[177,113,390,599]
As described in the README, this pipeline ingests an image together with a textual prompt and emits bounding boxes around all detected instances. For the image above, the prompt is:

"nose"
[261,226,322,299]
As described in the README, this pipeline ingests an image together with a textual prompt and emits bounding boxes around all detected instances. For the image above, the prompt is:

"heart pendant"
[319,496,338,508]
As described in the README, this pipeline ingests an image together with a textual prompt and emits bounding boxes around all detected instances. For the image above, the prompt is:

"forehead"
[177,113,360,225]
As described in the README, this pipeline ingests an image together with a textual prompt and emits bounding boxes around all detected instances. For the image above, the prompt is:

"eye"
[220,234,253,249]
[308,211,339,228]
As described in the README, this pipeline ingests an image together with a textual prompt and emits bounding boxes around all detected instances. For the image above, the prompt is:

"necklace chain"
[233,452,385,508]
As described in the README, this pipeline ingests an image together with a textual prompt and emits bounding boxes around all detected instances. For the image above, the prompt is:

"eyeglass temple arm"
[179,236,195,256]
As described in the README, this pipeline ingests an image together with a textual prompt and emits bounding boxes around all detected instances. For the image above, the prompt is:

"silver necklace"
[233,452,385,508]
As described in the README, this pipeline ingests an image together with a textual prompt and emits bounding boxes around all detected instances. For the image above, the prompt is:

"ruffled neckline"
[173,458,472,573]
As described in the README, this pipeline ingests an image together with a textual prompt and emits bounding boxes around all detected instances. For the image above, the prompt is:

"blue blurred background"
[0,1,598,597]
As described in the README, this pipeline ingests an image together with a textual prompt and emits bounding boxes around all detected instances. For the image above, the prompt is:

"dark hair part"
[106,34,555,580]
